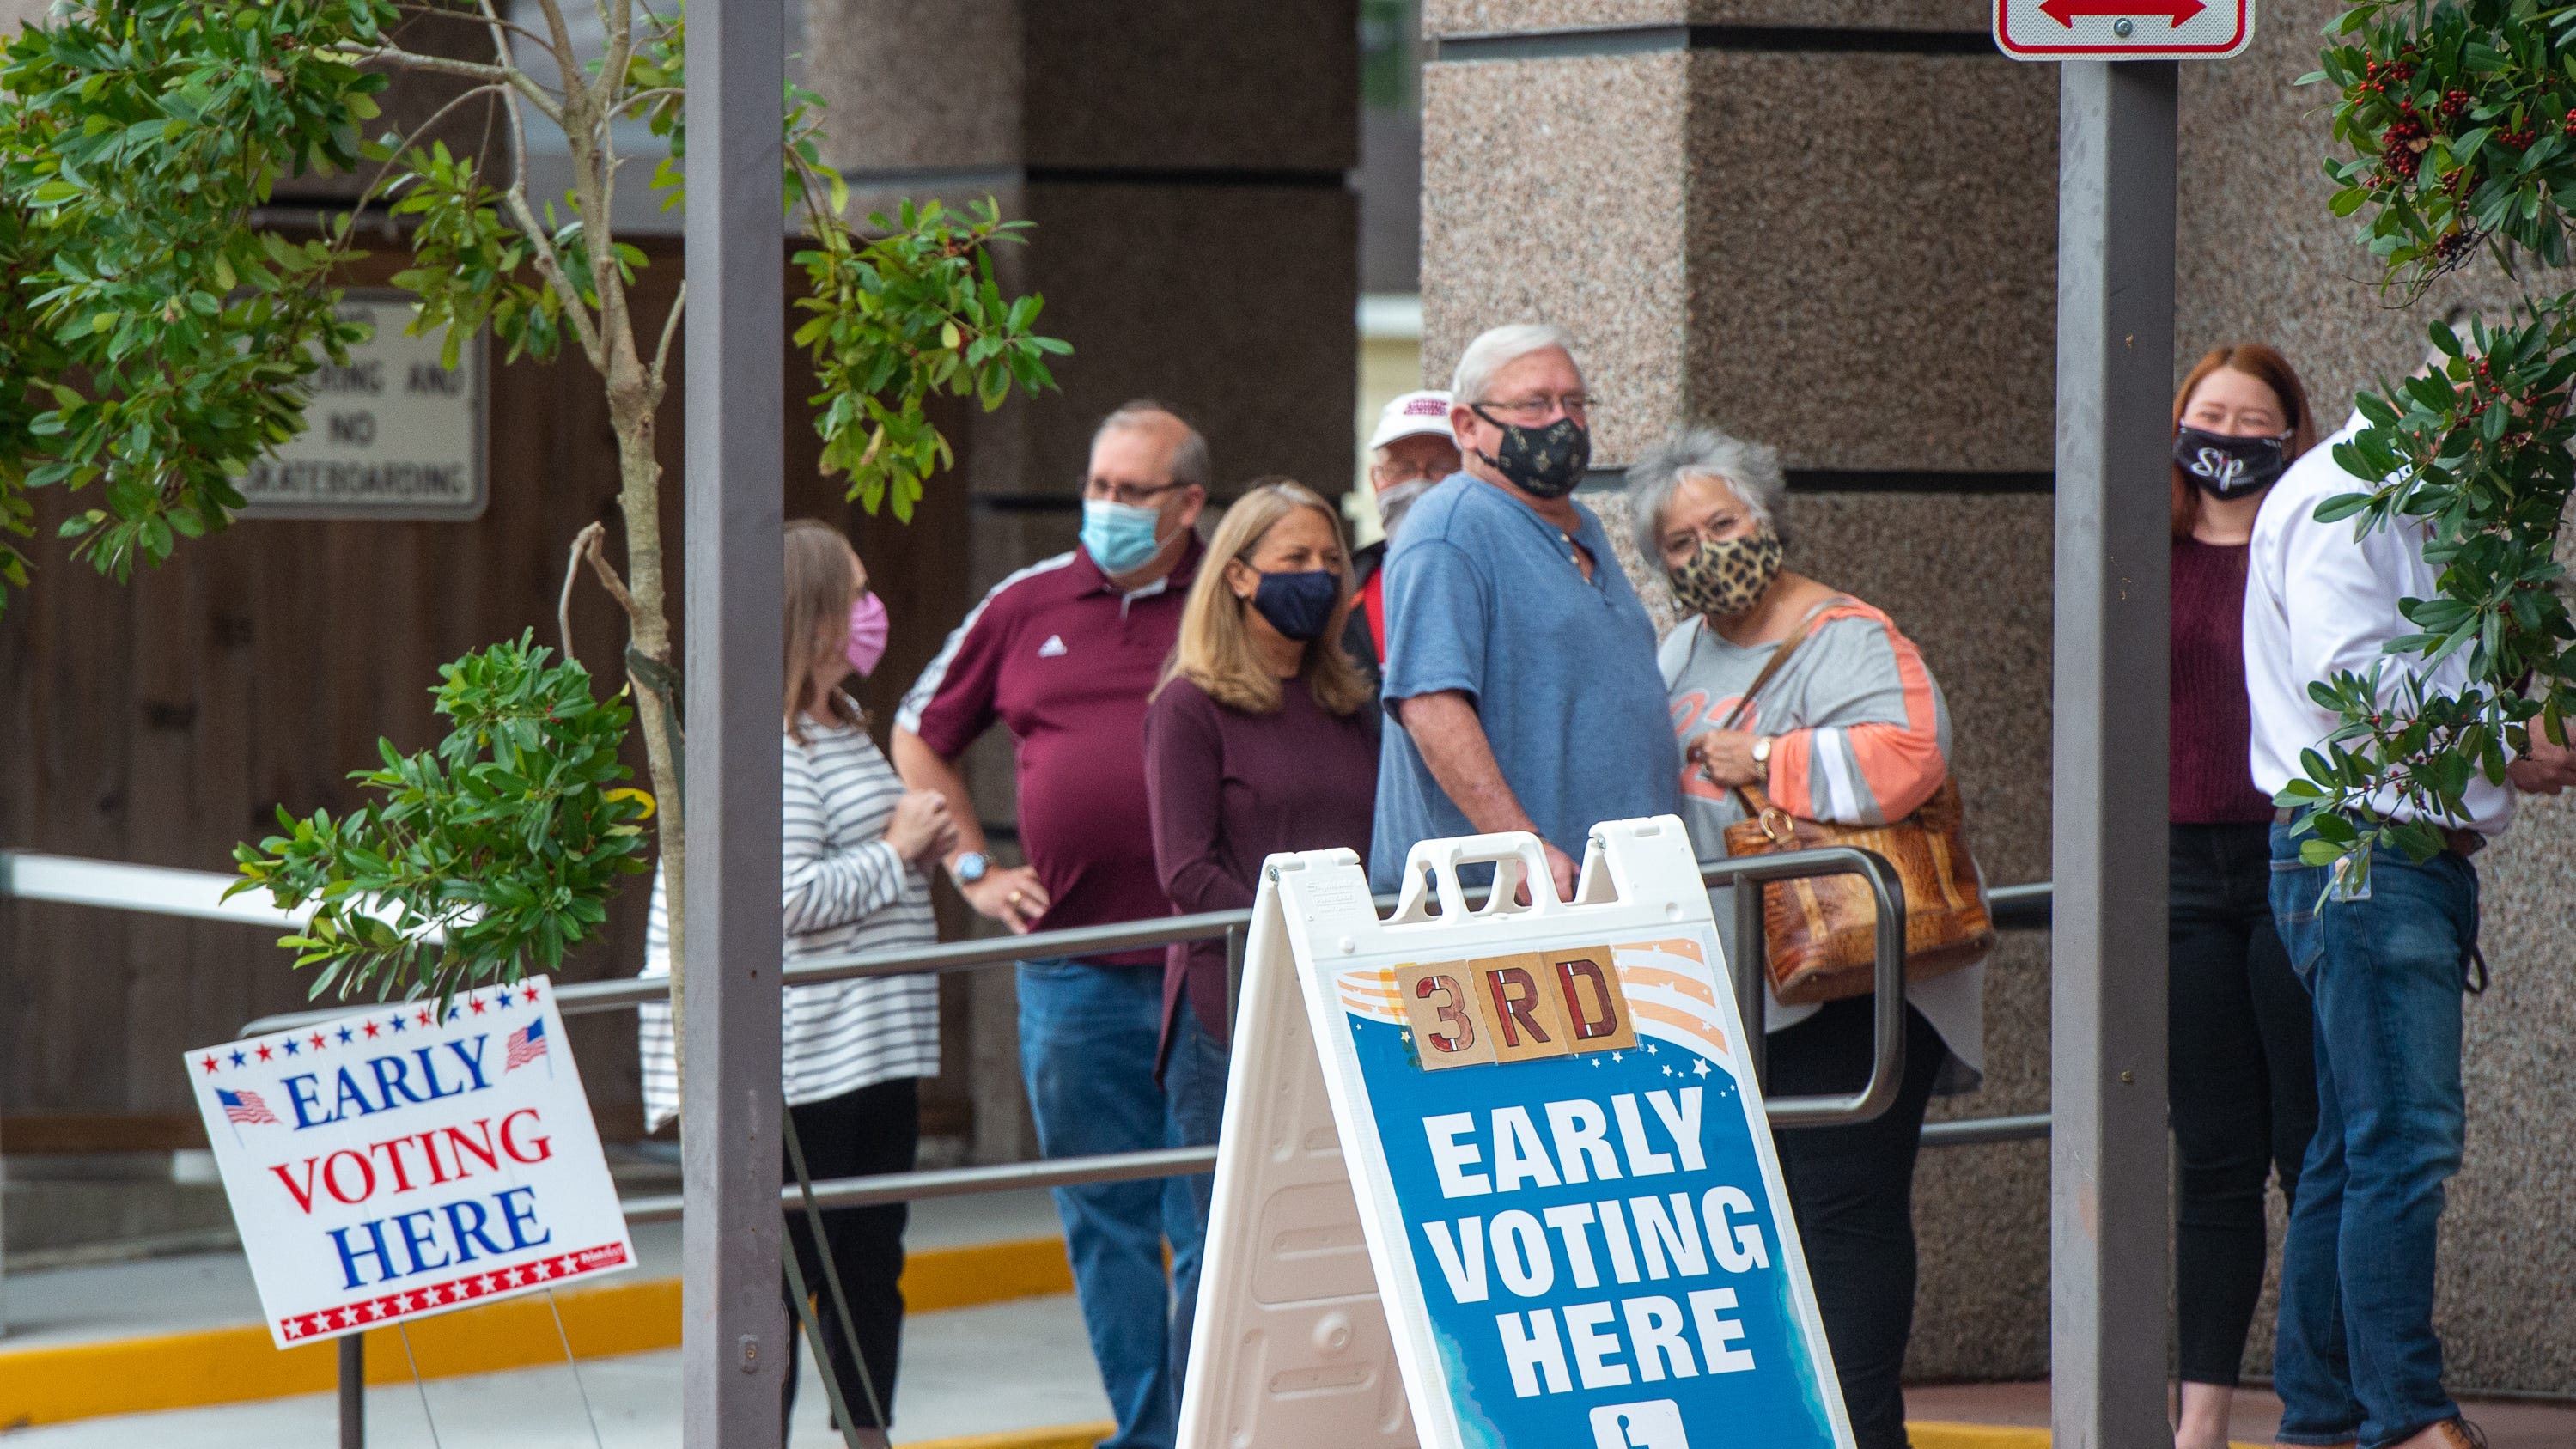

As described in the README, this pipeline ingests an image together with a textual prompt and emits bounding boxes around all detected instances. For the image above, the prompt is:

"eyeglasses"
[1471,393,1595,427]
[1371,457,1450,488]
[1083,478,1191,508]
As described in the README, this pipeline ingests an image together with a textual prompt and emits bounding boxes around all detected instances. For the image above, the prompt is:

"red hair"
[2171,344,2316,539]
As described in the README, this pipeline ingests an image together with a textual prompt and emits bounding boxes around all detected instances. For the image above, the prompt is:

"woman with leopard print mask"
[1630,426,1987,1449]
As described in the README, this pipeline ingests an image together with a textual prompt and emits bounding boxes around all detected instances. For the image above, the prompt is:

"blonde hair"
[1161,478,1374,717]
[783,519,864,744]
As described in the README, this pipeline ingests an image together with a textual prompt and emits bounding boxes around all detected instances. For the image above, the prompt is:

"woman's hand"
[961,866,1050,934]
[1690,730,1769,789]
[882,789,957,867]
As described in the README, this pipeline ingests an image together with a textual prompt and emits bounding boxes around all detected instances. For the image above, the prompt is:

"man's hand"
[2508,736,2576,795]
[1540,841,1578,904]
[961,866,1050,933]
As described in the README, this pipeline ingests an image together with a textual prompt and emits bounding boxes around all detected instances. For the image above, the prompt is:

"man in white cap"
[1344,388,1459,690]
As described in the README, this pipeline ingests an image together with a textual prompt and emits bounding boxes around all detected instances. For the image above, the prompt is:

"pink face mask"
[845,592,889,679]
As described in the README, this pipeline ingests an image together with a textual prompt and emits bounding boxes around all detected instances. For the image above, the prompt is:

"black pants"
[2168,822,2317,1386]
[1768,997,1946,1449]
[781,1076,920,1436]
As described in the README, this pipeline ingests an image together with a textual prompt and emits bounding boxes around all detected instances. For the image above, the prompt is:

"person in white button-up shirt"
[2242,374,2576,1449]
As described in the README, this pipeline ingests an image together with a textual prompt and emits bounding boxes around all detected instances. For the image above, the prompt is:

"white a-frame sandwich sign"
[1178,817,1855,1449]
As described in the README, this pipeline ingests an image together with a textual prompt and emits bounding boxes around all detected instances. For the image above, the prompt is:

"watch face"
[955,852,988,883]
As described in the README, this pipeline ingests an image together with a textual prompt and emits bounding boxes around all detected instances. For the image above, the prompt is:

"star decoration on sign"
[1694,1058,1713,1078]
[470,997,487,1015]
[229,1049,247,1068]
[387,1014,406,1034]
[281,1038,300,1056]
[494,991,514,1010]
[1646,1043,1659,1055]
[363,1020,381,1038]
[200,1055,220,1075]
[310,1032,328,1051]
[1662,1065,1675,1076]
[521,985,540,1004]
[255,1043,274,1062]
[414,1008,433,1027]
[338,1026,355,1044]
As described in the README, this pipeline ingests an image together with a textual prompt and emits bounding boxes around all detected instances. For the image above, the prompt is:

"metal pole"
[680,0,786,1442]
[338,1334,363,1449]
[1730,874,1768,1087]
[2052,58,2175,1449]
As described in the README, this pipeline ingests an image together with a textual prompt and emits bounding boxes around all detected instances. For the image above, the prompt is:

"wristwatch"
[949,850,990,886]
[1750,735,1776,767]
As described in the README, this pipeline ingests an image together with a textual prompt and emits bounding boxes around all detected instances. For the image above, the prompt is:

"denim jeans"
[2268,825,2477,1448]
[1019,959,1227,1449]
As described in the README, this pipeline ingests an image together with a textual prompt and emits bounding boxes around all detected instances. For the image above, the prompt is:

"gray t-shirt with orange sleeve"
[1658,600,1984,1087]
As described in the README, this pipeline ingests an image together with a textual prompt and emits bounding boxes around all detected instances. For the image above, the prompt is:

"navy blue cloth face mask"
[1250,569,1339,642]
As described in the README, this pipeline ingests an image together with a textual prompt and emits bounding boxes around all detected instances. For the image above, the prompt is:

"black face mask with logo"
[1471,407,1591,500]
[2172,425,2290,500]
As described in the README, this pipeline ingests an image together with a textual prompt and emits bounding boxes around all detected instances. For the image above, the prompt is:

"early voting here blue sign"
[1178,819,1852,1449]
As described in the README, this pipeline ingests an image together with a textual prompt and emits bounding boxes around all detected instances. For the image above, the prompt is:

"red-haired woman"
[2168,344,2319,1449]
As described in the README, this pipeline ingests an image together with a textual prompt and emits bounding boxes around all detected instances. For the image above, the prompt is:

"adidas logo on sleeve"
[1037,635,1069,658]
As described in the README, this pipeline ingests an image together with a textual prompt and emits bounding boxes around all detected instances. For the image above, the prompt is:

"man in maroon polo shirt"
[891,401,1209,1449]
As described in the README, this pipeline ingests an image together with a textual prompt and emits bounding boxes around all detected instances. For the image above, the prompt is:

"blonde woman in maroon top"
[1142,477,1379,1397]
[2168,344,2320,1449]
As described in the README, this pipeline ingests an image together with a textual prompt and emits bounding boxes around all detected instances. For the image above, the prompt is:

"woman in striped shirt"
[637,520,955,1446]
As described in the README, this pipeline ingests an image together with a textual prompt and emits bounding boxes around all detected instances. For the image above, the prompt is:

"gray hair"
[1093,399,1211,490]
[1452,323,1581,409]
[1625,426,1790,561]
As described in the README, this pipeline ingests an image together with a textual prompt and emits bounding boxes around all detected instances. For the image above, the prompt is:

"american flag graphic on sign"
[505,1018,548,1072]
[216,1087,280,1126]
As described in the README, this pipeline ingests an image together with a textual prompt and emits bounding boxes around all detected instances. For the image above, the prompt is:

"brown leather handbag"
[1703,608,1994,1005]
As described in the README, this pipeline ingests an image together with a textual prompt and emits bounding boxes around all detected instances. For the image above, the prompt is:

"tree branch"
[332,41,569,130]
[650,279,685,393]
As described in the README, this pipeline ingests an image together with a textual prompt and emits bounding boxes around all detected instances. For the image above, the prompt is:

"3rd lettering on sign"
[186,978,635,1348]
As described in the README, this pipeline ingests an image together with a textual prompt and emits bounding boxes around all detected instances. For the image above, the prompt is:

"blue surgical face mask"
[1081,498,1168,576]
[1250,569,1340,642]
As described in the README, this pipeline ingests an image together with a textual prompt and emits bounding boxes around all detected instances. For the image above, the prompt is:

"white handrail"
[0,851,443,941]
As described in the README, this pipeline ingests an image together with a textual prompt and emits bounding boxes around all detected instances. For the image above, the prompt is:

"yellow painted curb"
[901,1423,1112,1449]
[0,1235,1072,1428]
[1909,1428,2264,1449]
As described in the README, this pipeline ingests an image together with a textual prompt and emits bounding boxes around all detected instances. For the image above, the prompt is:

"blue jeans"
[2267,827,2477,1448]
[1019,959,1227,1449]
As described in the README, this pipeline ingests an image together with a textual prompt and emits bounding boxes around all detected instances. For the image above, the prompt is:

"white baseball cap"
[1367,389,1456,453]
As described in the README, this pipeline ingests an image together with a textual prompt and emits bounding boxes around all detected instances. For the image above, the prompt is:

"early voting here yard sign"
[185,975,634,1348]
[1178,819,1853,1449]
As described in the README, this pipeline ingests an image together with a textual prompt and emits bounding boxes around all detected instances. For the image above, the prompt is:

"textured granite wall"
[1430,0,2576,1393]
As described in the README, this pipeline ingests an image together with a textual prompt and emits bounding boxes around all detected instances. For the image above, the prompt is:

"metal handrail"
[0,848,2052,1170]
[619,1106,2061,1226]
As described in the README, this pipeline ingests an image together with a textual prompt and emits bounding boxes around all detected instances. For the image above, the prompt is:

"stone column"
[808,0,1359,1162]
[1422,4,2061,1379]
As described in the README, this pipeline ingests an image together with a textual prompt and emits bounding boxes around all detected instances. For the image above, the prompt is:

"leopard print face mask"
[1667,528,1783,619]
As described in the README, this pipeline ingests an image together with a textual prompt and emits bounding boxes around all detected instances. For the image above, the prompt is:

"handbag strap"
[1713,597,1844,732]
[1709,598,1846,826]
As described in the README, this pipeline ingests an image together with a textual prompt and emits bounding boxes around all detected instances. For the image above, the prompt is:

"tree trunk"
[606,361,682,1093]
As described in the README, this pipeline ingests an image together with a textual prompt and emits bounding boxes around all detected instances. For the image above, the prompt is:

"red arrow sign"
[2037,0,2205,25]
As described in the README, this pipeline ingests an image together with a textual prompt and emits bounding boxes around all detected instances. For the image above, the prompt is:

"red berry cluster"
[2497,125,2538,150]
[2383,107,2430,182]
[2433,228,2479,265]
[2356,57,2416,98]
[2439,89,2471,123]
[2564,107,2576,137]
